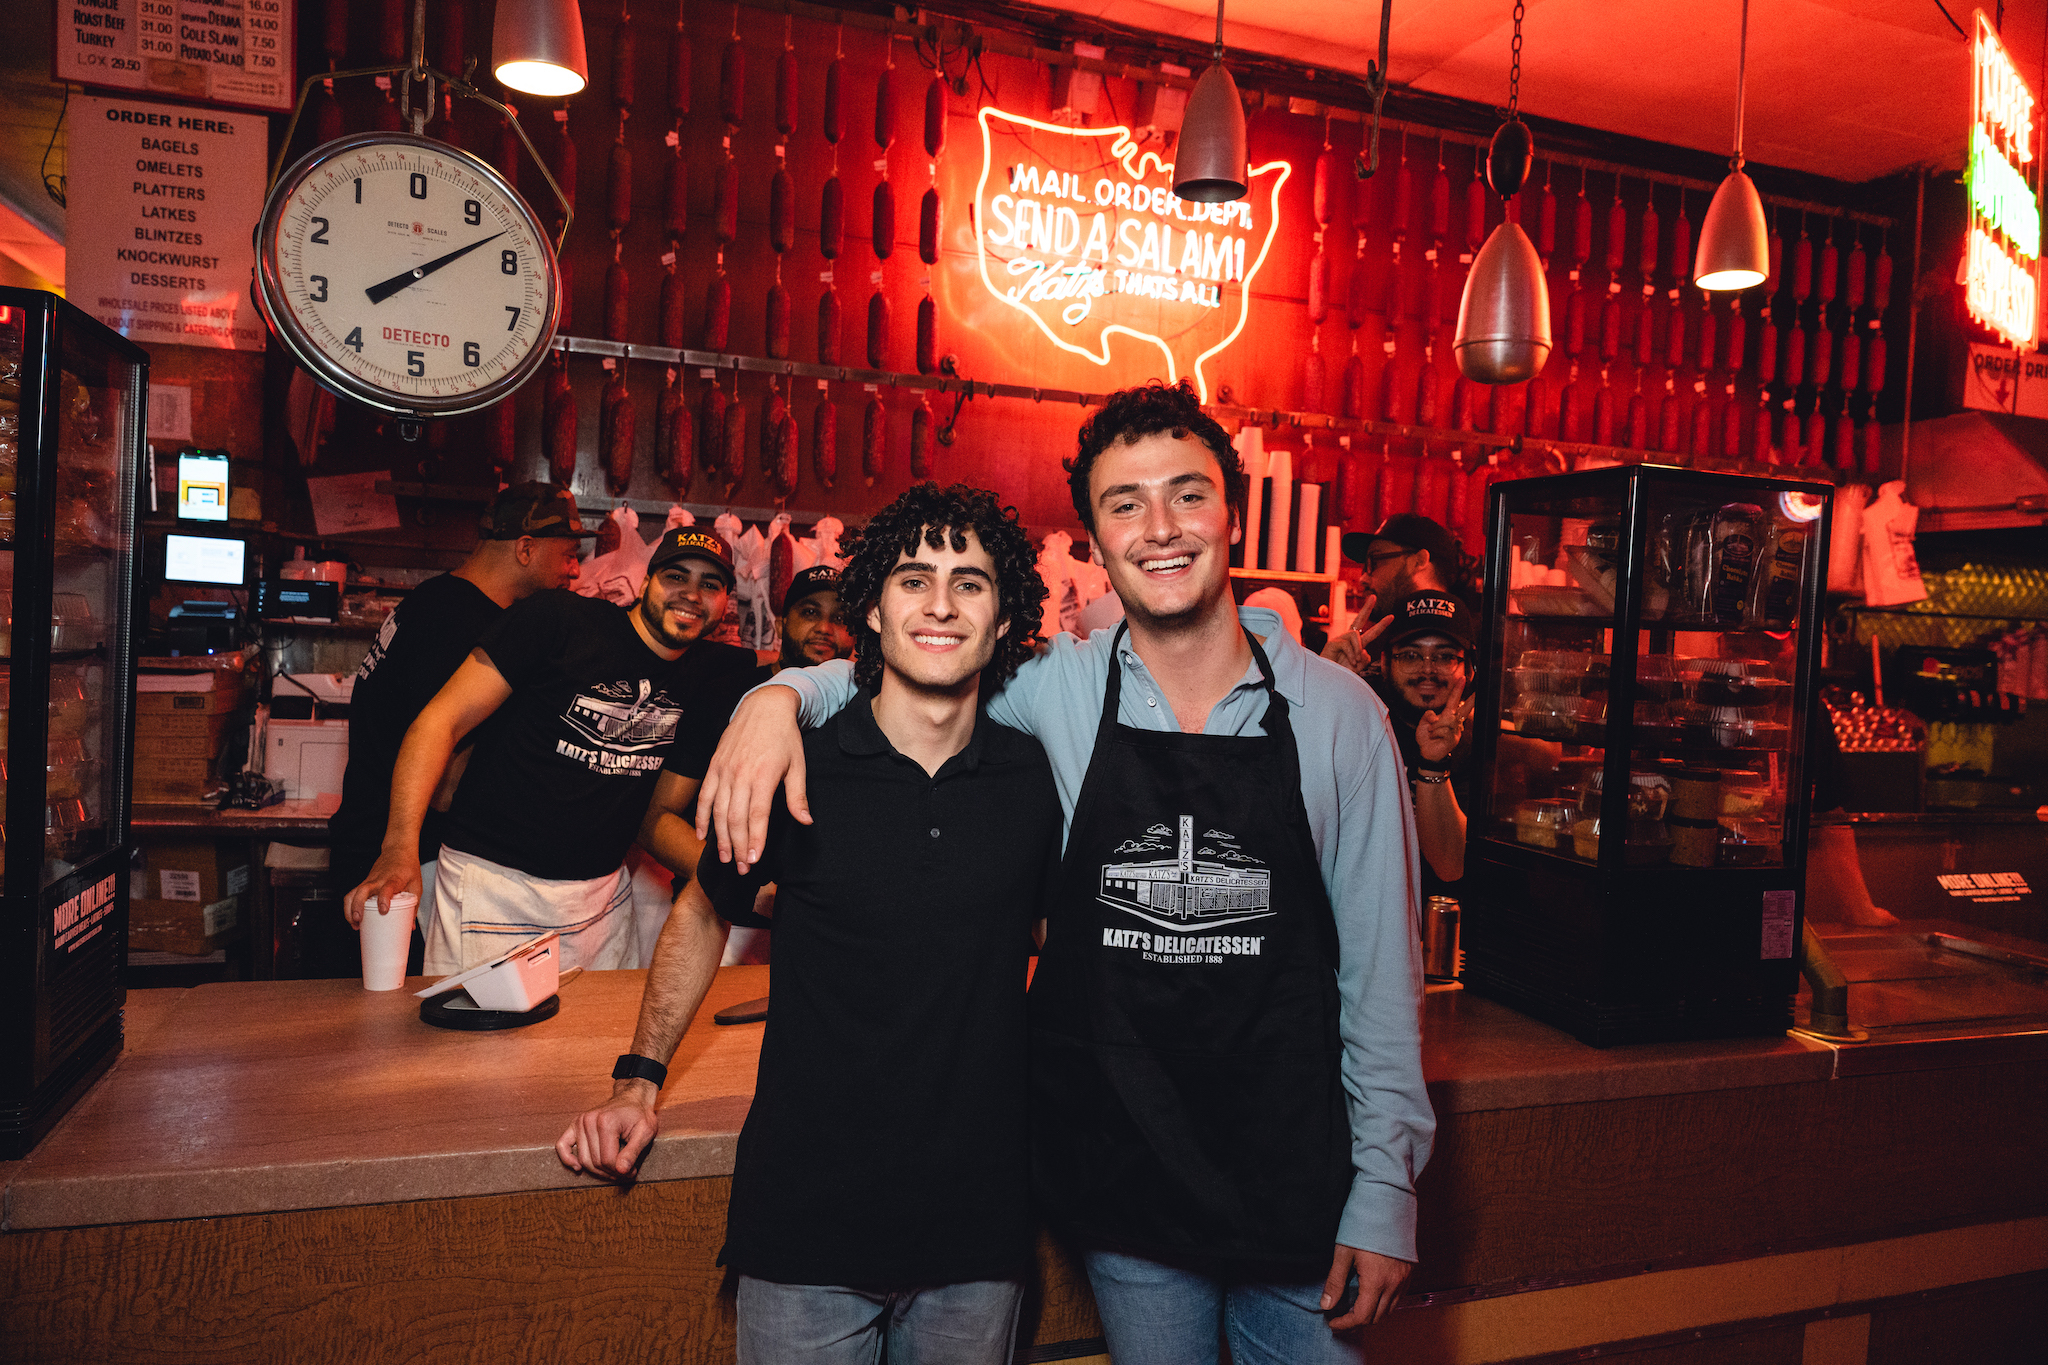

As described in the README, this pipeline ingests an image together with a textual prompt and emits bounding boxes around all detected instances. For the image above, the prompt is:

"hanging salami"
[1810,327,1832,389]
[910,398,934,479]
[1845,239,1867,312]
[1696,301,1717,372]
[611,8,636,113]
[863,395,886,485]
[722,378,748,492]
[551,108,578,214]
[824,59,843,143]
[1342,350,1368,420]
[1791,231,1812,303]
[1626,390,1647,449]
[377,0,405,60]
[916,295,938,375]
[1348,238,1372,324]
[601,363,636,494]
[322,0,348,63]
[1600,293,1622,361]
[919,188,940,265]
[1721,397,1742,461]
[664,154,688,241]
[1756,318,1777,385]
[1658,391,1680,455]
[1817,233,1838,304]
[873,180,895,258]
[1559,379,1584,442]
[1380,342,1403,422]
[1634,301,1655,366]
[669,19,690,118]
[1864,332,1886,394]
[702,269,731,349]
[1724,308,1746,373]
[1526,376,1550,438]
[1860,417,1881,475]
[867,292,890,368]
[820,176,845,258]
[813,396,838,489]
[1464,170,1487,253]
[875,65,895,148]
[721,30,745,125]
[1428,155,1450,242]
[1308,248,1330,324]
[1668,207,1690,285]
[485,397,517,474]
[545,352,577,484]
[818,288,842,364]
[1833,411,1855,471]
[1765,227,1783,296]
[925,76,947,157]
[658,268,685,348]
[770,168,796,253]
[1637,190,1659,281]
[1451,375,1473,431]
[1570,186,1592,269]
[777,44,799,136]
[1783,324,1804,387]
[1690,396,1710,458]
[1871,245,1893,318]
[1538,174,1557,259]
[761,381,789,487]
[699,378,729,484]
[1415,453,1452,525]
[1393,154,1415,240]
[1413,362,1437,427]
[1664,300,1685,368]
[766,282,791,360]
[1605,191,1627,277]
[1378,448,1418,522]
[657,369,692,492]
[1594,382,1615,446]
[1755,405,1774,464]
[715,154,739,242]
[1314,147,1340,228]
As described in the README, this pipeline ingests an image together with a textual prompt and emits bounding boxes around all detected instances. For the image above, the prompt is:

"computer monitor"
[176,450,230,522]
[164,533,247,586]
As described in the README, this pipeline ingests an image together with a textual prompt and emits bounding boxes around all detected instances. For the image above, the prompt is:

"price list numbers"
[56,0,295,114]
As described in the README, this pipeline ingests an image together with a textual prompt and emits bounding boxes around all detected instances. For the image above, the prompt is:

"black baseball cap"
[480,482,597,540]
[1377,590,1474,656]
[779,565,842,615]
[1341,513,1459,570]
[647,526,736,580]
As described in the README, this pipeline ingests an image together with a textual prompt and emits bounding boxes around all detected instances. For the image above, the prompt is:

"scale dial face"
[253,131,560,418]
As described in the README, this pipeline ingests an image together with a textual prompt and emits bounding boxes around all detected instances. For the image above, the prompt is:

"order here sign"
[66,94,268,353]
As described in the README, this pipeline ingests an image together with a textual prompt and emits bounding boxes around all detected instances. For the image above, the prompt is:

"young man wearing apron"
[701,381,1434,1364]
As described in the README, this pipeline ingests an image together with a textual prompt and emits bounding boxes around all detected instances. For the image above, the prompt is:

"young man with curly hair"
[698,380,1434,1365]
[559,482,1060,1365]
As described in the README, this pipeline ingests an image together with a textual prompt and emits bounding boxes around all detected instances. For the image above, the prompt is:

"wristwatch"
[612,1053,669,1088]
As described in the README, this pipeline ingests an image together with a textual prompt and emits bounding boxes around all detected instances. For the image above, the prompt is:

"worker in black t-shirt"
[1368,592,1477,896]
[764,565,854,679]
[326,484,591,970]
[560,484,1060,1365]
[345,527,756,973]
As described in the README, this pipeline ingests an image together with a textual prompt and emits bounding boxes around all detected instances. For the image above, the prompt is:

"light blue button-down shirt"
[762,605,1436,1264]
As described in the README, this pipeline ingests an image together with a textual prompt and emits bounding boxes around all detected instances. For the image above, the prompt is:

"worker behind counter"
[345,527,757,973]
[324,483,591,973]
[1368,593,1477,895]
[1342,513,1481,617]
[757,566,854,681]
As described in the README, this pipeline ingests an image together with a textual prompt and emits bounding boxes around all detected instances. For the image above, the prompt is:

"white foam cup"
[360,891,420,991]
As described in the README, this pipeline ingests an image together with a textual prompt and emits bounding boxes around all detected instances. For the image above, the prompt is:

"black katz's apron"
[1030,626,1352,1282]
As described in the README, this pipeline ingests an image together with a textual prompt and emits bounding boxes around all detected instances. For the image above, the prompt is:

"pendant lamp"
[493,0,589,97]
[1173,0,1248,203]
[1693,0,1768,290]
[1455,7,1550,384]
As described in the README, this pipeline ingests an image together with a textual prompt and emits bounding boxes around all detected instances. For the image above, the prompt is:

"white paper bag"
[1859,481,1926,608]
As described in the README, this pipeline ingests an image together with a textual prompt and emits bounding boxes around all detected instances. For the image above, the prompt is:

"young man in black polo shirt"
[346,527,755,973]
[558,483,1059,1365]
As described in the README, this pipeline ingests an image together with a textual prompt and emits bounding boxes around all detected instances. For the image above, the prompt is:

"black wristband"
[1412,767,1452,784]
[612,1053,668,1089]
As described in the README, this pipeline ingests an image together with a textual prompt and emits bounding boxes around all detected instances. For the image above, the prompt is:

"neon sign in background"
[972,106,1290,402]
[1967,9,2039,350]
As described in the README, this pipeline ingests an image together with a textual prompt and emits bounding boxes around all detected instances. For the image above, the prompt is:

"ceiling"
[1034,0,2048,184]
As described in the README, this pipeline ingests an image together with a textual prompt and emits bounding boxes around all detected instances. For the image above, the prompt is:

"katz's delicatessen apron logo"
[973,107,1288,401]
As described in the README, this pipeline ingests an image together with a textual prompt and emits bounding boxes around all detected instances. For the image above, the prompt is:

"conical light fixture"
[493,0,589,97]
[1455,8,1550,384]
[1693,0,1768,290]
[1172,0,1248,203]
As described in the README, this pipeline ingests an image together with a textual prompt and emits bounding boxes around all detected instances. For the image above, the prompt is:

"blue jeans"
[1082,1249,1364,1365]
[735,1275,1025,1365]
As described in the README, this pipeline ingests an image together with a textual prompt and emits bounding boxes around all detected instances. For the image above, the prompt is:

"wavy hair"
[1064,378,1244,533]
[840,481,1046,693]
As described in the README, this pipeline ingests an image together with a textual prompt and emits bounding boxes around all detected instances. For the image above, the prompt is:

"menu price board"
[66,94,269,351]
[55,0,295,115]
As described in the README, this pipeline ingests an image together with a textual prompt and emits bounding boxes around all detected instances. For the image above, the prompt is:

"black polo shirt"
[698,693,1062,1291]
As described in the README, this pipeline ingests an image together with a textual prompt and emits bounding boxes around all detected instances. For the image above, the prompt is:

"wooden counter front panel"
[0,1178,1104,1365]
[1414,1060,2048,1294]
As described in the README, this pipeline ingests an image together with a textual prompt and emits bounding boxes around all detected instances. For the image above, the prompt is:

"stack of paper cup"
[360,891,420,991]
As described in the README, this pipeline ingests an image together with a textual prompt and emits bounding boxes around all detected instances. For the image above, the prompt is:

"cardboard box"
[133,838,251,908]
[135,687,241,715]
[134,754,215,783]
[133,731,225,759]
[129,893,241,956]
[134,711,236,741]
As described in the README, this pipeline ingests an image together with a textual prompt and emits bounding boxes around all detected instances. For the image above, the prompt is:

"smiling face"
[780,589,854,667]
[1088,430,1240,631]
[636,558,732,651]
[867,529,1006,695]
[1385,631,1468,712]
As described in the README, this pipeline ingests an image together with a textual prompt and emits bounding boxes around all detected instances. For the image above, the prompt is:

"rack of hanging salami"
[456,0,1894,539]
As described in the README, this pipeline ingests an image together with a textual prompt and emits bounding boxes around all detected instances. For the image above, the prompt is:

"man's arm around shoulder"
[556,877,730,1180]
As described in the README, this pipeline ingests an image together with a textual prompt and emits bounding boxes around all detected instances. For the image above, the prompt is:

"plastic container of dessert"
[1511,694,1603,740]
[1511,650,1605,697]
[1513,798,1577,850]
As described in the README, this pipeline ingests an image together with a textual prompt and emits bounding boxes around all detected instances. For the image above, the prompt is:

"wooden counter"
[2,968,2043,1365]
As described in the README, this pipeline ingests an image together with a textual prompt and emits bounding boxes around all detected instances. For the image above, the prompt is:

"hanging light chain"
[1507,0,1525,117]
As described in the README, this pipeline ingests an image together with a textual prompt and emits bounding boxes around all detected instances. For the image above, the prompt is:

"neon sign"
[973,106,1289,402]
[1967,9,2039,349]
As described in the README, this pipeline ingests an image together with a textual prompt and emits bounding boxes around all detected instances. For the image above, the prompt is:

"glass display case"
[1464,464,1832,1046]
[0,289,146,1157]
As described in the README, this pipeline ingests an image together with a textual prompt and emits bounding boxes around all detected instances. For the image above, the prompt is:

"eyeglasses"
[1365,550,1412,569]
[1390,649,1466,667]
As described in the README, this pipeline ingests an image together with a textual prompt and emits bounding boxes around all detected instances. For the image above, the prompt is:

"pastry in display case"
[1466,465,1831,1046]
[0,290,146,1157]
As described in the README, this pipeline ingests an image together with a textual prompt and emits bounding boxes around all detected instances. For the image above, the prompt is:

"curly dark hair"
[1064,378,1244,533]
[840,481,1046,693]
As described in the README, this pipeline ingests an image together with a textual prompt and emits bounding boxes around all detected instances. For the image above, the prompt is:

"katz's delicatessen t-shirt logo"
[973,107,1288,401]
